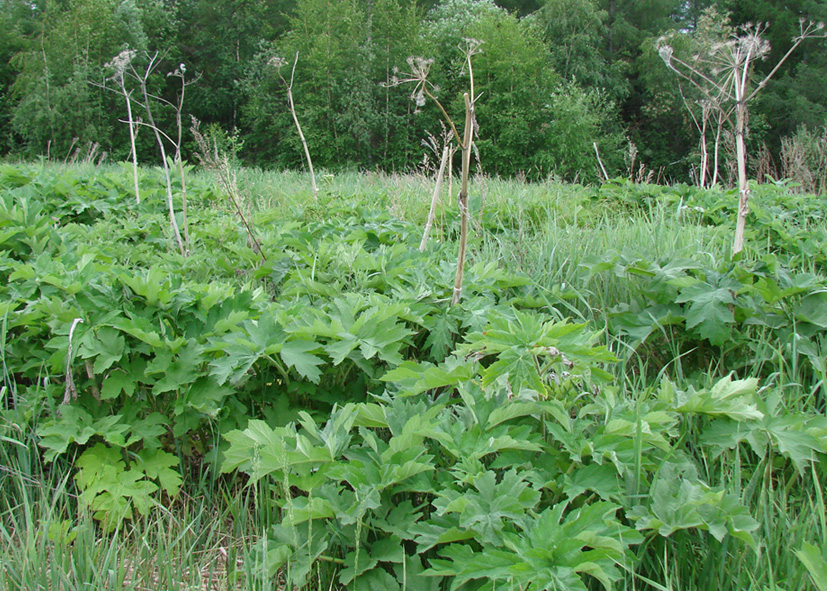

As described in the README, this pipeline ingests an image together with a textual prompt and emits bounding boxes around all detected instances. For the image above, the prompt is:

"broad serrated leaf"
[340,549,379,585]
[676,282,736,346]
[138,448,182,497]
[352,567,400,591]
[101,370,136,399]
[564,463,622,502]
[220,420,287,479]
[78,326,125,374]
[279,339,324,383]
[410,517,476,553]
[381,357,477,397]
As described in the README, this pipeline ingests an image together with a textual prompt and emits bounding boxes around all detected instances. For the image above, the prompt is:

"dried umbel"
[461,37,484,57]
[390,56,435,108]
[657,44,674,67]
[267,56,288,71]
[105,49,137,81]
[167,63,187,78]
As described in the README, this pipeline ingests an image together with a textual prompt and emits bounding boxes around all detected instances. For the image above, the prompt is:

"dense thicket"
[1,0,825,183]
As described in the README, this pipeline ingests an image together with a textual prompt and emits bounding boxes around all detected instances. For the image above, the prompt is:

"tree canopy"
[0,0,823,184]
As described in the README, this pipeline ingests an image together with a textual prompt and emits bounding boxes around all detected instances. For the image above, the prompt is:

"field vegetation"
[1,160,826,590]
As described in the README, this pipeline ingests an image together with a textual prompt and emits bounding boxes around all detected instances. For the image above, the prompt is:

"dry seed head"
[407,56,434,80]
[658,45,674,65]
[105,49,137,80]
[268,56,288,70]
[735,28,771,60]
[167,63,187,77]
[461,37,484,58]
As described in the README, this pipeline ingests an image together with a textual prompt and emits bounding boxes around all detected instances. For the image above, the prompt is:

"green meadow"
[1,162,826,590]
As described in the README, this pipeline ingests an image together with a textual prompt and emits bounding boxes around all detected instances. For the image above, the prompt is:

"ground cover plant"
[1,161,826,590]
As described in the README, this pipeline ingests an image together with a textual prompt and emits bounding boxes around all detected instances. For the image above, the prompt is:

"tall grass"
[0,431,252,591]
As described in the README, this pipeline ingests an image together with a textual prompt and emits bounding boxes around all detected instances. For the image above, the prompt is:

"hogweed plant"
[104,49,141,205]
[131,51,188,255]
[102,50,197,256]
[268,53,318,200]
[390,38,482,305]
[166,63,201,248]
[658,18,826,255]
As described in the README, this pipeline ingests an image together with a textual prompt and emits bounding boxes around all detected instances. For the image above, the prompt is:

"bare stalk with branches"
[658,19,826,255]
[138,53,186,255]
[103,49,141,204]
[167,63,200,248]
[101,50,200,255]
[269,53,318,200]
[390,39,482,305]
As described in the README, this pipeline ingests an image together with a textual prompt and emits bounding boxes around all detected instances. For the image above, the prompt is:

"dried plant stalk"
[62,318,83,406]
[270,53,318,200]
[389,41,481,305]
[135,53,186,255]
[451,92,474,306]
[191,118,266,263]
[103,49,140,204]
[658,20,826,255]
[420,145,450,251]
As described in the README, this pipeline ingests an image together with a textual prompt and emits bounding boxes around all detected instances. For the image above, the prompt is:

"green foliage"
[74,443,182,527]
[241,0,424,171]
[797,541,827,591]
[2,163,826,590]
[0,0,824,185]
[8,0,155,157]
[580,180,827,391]
[222,349,818,589]
[539,0,626,101]
[420,0,625,180]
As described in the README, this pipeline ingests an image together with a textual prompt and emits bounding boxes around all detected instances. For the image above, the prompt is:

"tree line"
[0,0,825,184]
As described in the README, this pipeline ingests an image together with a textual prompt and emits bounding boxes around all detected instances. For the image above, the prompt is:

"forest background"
[0,0,825,186]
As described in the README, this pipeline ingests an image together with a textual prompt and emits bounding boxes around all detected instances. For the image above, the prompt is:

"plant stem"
[425,87,464,150]
[122,87,140,205]
[175,75,190,249]
[286,53,318,200]
[452,93,473,306]
[138,62,185,257]
[593,142,609,182]
[732,100,749,255]
[420,145,449,251]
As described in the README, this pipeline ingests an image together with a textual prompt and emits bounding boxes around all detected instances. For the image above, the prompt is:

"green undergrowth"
[1,162,826,590]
